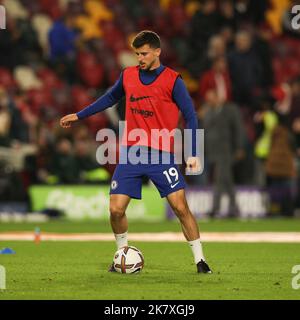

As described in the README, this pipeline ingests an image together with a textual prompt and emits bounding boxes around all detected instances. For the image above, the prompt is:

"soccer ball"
[113,246,144,274]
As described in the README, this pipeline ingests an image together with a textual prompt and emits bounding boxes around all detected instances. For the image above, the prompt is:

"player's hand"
[60,113,79,128]
[186,157,201,175]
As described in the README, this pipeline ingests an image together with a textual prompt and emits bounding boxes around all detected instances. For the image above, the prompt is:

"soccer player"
[60,30,212,273]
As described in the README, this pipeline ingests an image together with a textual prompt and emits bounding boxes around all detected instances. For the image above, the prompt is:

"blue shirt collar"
[139,64,165,75]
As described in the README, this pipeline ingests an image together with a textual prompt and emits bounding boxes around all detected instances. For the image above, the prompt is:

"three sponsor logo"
[130,94,154,118]
[130,107,154,118]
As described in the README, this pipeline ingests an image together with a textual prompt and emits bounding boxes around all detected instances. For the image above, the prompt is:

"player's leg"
[148,159,212,273]
[166,189,199,240]
[109,163,143,248]
[167,189,212,273]
[109,194,131,248]
[108,194,131,272]
[108,163,143,272]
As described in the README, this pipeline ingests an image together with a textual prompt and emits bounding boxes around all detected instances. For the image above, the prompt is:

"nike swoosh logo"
[170,181,180,189]
[130,94,151,102]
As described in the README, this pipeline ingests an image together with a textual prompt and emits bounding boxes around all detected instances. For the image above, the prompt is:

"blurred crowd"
[0,0,300,216]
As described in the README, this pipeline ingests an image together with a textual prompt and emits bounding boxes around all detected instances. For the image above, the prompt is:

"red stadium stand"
[77,51,105,89]
[86,113,108,135]
[27,88,53,115]
[71,85,94,112]
[37,68,64,89]
[39,0,62,19]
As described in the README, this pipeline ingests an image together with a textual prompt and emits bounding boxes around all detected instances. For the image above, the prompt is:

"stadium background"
[0,0,300,300]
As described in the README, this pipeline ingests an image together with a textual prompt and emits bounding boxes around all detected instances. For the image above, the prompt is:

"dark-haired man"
[60,30,212,273]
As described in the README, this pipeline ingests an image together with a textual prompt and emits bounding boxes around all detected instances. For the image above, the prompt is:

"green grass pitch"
[0,219,299,300]
[1,217,300,233]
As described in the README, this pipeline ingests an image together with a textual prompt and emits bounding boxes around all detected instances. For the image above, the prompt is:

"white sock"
[188,238,205,264]
[114,231,128,249]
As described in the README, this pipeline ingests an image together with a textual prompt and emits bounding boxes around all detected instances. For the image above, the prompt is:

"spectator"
[219,0,237,31]
[253,96,278,186]
[24,125,55,185]
[292,114,300,212]
[74,140,97,173]
[189,0,220,45]
[275,78,300,212]
[228,30,264,108]
[0,87,11,146]
[189,34,227,78]
[15,18,43,65]
[199,56,232,103]
[49,138,79,184]
[73,140,110,183]
[48,14,79,83]
[207,35,227,62]
[201,88,245,217]
[265,117,297,216]
[14,92,39,144]
[288,78,300,129]
[234,0,268,26]
[0,17,22,69]
[187,0,220,76]
[219,25,235,52]
[254,25,274,89]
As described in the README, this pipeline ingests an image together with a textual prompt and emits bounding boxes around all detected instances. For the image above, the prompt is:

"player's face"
[134,44,161,71]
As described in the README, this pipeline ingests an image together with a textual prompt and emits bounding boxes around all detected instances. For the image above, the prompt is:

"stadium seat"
[71,85,94,112]
[36,68,64,89]
[77,51,104,88]
[31,14,53,54]
[13,66,43,91]
[27,88,54,115]
[74,15,103,40]
[39,0,62,19]
[3,0,29,19]
[84,0,114,23]
[169,3,188,34]
[284,56,300,79]
[101,21,125,51]
[52,85,70,115]
[107,68,121,85]
[86,113,109,135]
[185,0,201,17]
[117,50,137,68]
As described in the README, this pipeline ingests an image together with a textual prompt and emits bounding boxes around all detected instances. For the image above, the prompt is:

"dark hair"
[132,30,161,49]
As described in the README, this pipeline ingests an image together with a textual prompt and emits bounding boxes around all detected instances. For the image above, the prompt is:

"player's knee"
[172,203,189,219]
[109,205,125,219]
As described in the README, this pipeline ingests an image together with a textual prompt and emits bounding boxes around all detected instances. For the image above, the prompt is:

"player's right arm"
[60,72,125,128]
[60,113,79,128]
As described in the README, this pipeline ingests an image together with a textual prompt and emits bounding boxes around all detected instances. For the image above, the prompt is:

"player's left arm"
[172,77,201,174]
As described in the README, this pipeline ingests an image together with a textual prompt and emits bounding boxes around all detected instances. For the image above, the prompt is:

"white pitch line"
[0,232,300,242]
